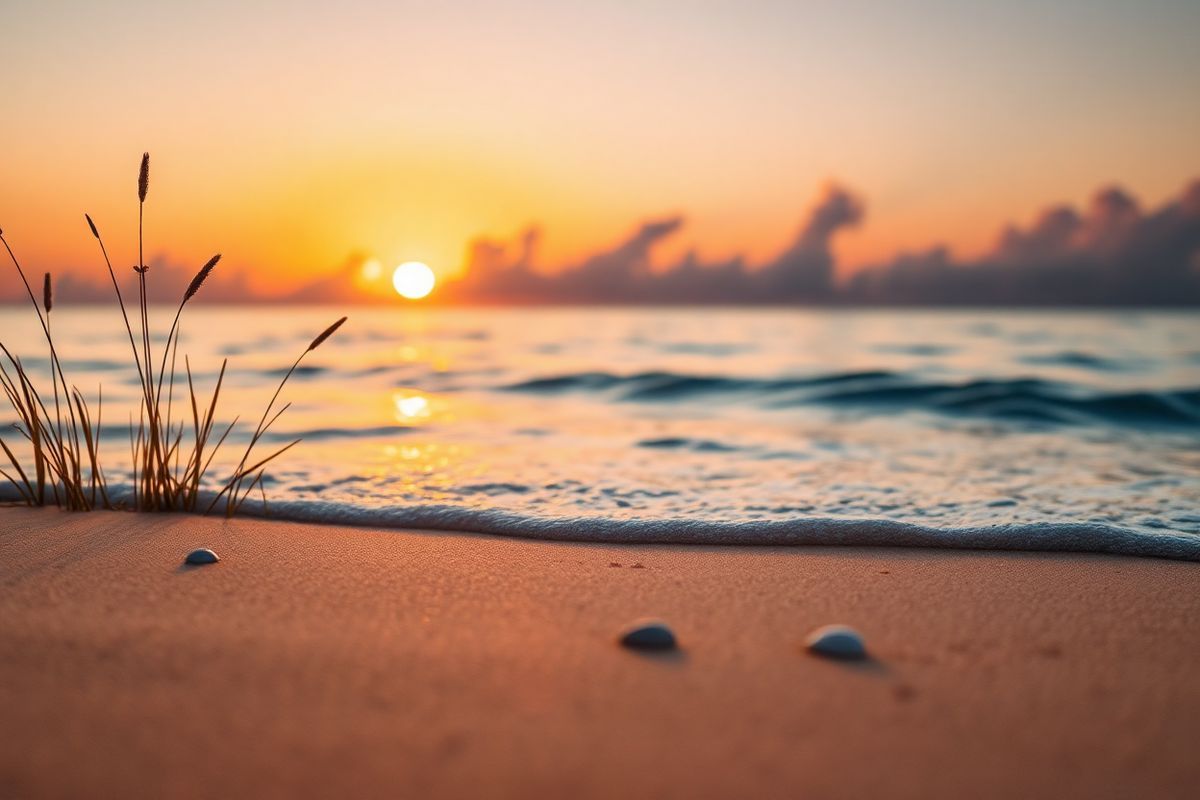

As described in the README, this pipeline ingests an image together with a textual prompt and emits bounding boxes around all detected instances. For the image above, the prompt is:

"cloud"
[756,184,864,299]
[1,253,257,305]
[445,184,863,304]
[7,179,1199,307]
[846,180,1200,305]
[441,177,1199,306]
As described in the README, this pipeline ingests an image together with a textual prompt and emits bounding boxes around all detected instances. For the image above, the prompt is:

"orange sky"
[2,1,1199,296]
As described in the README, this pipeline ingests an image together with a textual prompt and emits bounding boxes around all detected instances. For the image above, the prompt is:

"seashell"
[184,548,220,566]
[619,618,677,650]
[805,624,867,660]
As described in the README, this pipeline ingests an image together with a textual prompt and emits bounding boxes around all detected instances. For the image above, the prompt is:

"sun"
[392,261,436,300]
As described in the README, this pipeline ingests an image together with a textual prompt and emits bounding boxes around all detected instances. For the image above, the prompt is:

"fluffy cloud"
[446,184,863,304]
[7,179,1199,307]
[846,180,1200,305]
[441,177,1199,306]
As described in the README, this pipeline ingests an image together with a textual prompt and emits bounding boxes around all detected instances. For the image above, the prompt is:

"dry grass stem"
[0,154,346,514]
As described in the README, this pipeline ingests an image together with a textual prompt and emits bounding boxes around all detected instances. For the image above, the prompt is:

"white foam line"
[3,484,1197,561]
[249,498,1200,562]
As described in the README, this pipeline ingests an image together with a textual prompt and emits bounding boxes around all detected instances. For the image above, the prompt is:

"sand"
[1,507,1197,799]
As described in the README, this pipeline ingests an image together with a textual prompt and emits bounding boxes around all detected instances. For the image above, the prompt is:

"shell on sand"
[619,618,677,650]
[805,624,867,660]
[184,548,220,566]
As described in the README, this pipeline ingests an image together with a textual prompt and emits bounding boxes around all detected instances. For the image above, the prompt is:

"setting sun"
[392,261,436,300]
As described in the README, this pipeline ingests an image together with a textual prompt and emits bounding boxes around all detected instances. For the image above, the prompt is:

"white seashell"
[184,548,220,566]
[805,624,867,660]
[619,618,677,650]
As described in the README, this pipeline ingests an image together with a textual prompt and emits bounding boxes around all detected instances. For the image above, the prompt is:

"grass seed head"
[184,254,221,303]
[308,316,348,352]
[138,152,150,202]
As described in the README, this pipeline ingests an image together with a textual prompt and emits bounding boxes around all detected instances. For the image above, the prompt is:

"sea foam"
[227,495,1200,562]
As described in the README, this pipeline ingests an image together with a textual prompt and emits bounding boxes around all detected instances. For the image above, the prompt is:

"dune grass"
[0,153,346,516]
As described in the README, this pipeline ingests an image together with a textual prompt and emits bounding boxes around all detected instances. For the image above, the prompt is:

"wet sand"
[1,507,1197,799]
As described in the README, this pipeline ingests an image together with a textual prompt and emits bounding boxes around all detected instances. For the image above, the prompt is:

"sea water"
[2,307,1198,559]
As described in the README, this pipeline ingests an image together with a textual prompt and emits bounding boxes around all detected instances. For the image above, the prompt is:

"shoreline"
[2,507,1198,798]
[5,497,1198,562]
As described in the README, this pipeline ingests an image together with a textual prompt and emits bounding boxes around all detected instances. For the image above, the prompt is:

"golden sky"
[2,1,1199,296]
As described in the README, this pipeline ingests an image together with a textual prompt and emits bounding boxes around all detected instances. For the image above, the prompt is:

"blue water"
[2,307,1199,559]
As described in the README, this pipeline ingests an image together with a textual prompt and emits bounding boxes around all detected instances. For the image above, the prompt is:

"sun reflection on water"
[393,392,432,424]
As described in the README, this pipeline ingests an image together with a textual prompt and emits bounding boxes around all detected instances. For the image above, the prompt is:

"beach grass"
[0,153,346,516]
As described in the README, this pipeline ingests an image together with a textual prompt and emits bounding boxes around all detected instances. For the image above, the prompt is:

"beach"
[1,507,1197,799]
[4,2,1199,796]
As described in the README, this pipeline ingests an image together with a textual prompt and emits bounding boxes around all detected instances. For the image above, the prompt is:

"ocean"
[2,306,1199,559]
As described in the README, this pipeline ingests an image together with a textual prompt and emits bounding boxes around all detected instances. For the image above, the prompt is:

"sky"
[2,0,1199,301]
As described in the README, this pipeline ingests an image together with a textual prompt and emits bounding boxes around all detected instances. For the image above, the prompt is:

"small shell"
[619,618,677,650]
[805,624,867,660]
[184,548,220,566]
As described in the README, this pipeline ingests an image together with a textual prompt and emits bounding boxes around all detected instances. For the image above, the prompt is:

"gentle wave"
[1019,351,1142,372]
[504,370,1200,427]
[4,484,1196,561]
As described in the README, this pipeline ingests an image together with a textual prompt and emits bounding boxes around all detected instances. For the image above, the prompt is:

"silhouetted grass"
[0,153,346,515]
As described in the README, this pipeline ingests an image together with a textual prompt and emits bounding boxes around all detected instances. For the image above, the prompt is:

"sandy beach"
[1,506,1197,799]
[5,0,1199,795]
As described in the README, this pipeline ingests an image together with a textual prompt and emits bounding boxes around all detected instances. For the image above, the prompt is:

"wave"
[189,495,1200,562]
[505,369,895,396]
[4,484,1197,560]
[1019,351,1139,371]
[872,343,957,357]
[503,370,1200,427]
[636,436,744,453]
